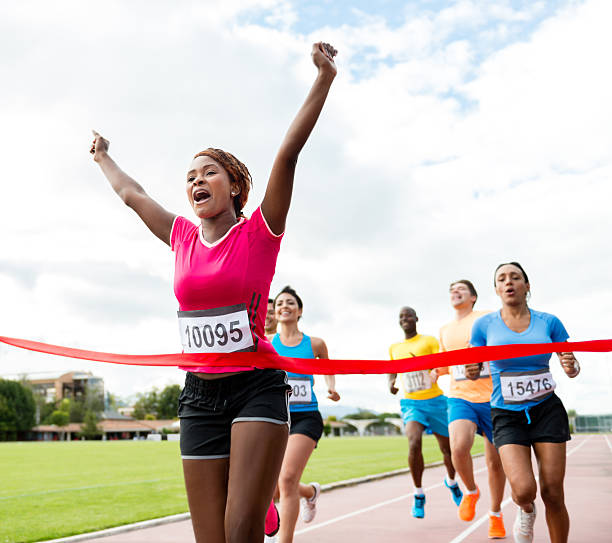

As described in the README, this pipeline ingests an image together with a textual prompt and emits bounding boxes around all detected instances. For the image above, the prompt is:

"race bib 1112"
[401,370,433,394]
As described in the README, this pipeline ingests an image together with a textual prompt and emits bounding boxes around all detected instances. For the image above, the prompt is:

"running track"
[82,434,611,543]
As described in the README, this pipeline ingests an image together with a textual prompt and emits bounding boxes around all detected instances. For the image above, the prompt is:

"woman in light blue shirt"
[471,262,579,543]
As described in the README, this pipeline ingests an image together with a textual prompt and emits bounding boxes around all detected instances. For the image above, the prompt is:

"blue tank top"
[272,333,318,412]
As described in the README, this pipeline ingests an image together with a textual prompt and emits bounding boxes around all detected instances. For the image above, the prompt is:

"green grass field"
[0,435,483,543]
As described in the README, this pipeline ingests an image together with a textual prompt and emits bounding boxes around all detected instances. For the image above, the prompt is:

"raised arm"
[261,42,337,235]
[90,131,175,246]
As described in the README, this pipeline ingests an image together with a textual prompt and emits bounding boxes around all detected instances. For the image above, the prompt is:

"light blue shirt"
[272,333,318,413]
[471,309,569,411]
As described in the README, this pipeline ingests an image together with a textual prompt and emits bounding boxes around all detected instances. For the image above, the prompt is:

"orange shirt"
[438,310,492,403]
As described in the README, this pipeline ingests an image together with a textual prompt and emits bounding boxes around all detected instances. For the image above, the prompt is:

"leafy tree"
[0,379,36,440]
[58,398,71,413]
[79,410,102,440]
[377,412,401,421]
[40,401,57,424]
[50,410,70,440]
[69,400,86,423]
[323,423,332,437]
[343,409,379,420]
[132,385,181,420]
[133,389,159,420]
[50,410,70,427]
[157,385,181,419]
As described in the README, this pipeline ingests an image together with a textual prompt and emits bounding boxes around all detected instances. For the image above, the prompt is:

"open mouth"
[193,188,211,204]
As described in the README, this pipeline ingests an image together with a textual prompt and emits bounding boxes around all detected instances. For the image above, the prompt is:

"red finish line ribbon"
[1,335,611,374]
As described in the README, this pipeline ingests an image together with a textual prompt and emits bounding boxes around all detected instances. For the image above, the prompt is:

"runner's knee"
[408,437,422,455]
[511,481,537,506]
[278,468,301,495]
[540,482,565,509]
[226,514,261,543]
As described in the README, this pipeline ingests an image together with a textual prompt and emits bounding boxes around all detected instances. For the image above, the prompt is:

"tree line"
[0,378,181,441]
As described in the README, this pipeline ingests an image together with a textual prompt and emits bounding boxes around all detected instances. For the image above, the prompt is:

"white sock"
[445,477,456,487]
[465,487,478,495]
[415,487,424,496]
[490,510,501,517]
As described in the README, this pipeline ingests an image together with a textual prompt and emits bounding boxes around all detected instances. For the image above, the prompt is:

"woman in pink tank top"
[90,42,338,543]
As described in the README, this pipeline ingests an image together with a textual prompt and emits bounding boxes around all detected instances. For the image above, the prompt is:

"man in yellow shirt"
[388,306,461,519]
[435,280,506,538]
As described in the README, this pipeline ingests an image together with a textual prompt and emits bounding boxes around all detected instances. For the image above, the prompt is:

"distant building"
[30,414,179,441]
[575,414,612,433]
[27,371,104,403]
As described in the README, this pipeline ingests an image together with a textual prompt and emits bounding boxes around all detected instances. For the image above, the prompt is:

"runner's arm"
[387,373,398,395]
[261,42,337,235]
[558,351,580,378]
[312,337,340,401]
[90,131,175,245]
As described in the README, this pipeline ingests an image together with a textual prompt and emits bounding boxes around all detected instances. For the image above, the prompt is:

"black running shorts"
[179,369,291,459]
[289,410,324,443]
[491,393,571,448]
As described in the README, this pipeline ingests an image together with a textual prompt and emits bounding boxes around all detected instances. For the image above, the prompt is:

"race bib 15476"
[178,304,254,354]
[500,369,555,404]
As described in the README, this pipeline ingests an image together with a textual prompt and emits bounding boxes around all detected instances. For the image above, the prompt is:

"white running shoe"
[300,482,321,523]
[513,503,536,543]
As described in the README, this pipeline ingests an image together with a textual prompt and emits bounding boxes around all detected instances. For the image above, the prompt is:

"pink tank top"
[171,207,282,373]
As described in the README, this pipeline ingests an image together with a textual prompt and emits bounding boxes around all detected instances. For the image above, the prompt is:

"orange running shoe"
[488,513,506,539]
[458,487,480,521]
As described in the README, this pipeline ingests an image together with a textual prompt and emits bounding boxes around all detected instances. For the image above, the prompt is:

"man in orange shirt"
[434,280,506,539]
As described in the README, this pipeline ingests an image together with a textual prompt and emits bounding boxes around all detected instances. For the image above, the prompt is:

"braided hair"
[193,148,253,217]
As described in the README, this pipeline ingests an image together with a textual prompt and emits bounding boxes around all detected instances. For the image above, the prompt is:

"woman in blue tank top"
[471,262,580,543]
[272,286,340,543]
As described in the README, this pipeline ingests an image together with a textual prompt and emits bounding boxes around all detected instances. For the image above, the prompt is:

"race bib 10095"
[178,304,254,354]
[500,369,555,404]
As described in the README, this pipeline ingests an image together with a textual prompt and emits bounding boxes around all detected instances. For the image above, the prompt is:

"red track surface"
[87,434,611,543]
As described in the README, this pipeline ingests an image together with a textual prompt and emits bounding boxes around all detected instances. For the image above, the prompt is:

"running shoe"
[488,513,506,539]
[445,480,463,506]
[300,482,321,523]
[265,500,280,537]
[513,503,536,543]
[458,487,480,521]
[412,494,426,518]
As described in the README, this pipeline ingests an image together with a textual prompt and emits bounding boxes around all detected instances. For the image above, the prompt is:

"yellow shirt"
[389,334,442,400]
[438,310,492,403]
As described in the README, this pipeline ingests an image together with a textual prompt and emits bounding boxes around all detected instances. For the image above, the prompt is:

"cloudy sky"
[1,0,611,415]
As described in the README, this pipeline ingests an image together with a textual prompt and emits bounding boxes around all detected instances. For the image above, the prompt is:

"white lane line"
[294,463,489,536]
[447,435,593,543]
[604,434,612,454]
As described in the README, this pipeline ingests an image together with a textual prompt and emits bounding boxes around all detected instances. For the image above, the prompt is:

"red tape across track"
[1,335,612,374]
